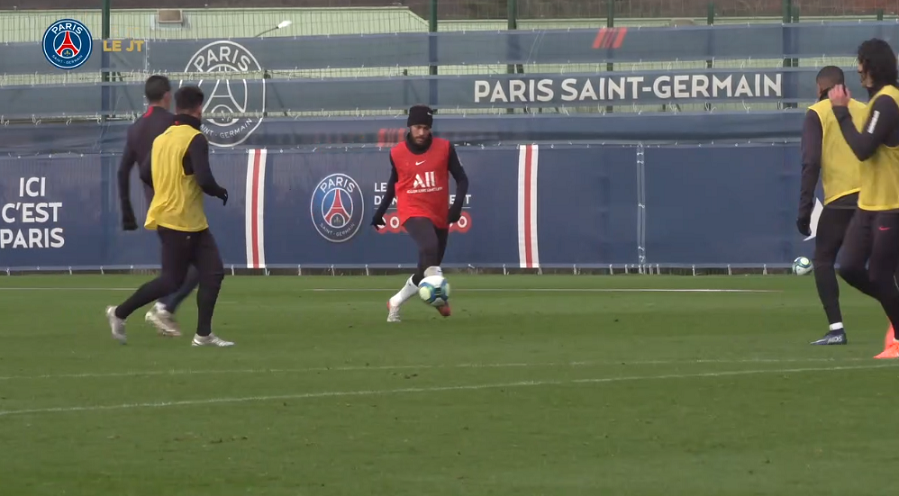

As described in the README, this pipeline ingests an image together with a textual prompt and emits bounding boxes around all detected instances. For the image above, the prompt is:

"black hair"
[816,66,844,87]
[857,38,899,87]
[816,66,844,100]
[144,75,171,103]
[174,85,204,113]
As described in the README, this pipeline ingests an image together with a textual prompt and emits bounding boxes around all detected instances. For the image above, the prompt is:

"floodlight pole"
[254,21,293,118]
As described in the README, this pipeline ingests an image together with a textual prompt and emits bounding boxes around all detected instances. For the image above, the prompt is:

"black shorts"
[158,226,223,281]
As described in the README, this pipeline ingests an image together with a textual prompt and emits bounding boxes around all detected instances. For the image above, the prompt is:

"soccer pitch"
[1,274,897,495]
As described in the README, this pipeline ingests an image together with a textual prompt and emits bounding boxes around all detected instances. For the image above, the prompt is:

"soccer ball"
[418,272,451,307]
[792,256,813,275]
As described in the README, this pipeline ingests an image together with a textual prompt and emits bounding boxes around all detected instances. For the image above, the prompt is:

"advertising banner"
[0,67,843,119]
[0,144,815,270]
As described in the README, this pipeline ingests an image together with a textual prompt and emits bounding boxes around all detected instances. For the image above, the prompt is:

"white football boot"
[387,301,401,323]
[145,303,181,337]
[191,333,234,347]
[106,306,127,344]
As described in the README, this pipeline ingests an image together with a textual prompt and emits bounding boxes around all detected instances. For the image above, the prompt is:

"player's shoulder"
[432,136,451,146]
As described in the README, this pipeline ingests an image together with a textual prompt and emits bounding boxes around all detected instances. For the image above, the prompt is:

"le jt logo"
[103,39,144,52]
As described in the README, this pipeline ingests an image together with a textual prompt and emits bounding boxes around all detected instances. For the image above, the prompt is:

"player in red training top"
[371,105,469,322]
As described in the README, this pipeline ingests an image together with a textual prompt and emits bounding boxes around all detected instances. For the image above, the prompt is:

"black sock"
[115,277,181,320]
[195,273,223,337]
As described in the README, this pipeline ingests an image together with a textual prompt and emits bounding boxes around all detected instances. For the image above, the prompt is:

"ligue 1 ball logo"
[42,19,93,70]
[181,40,266,148]
[310,173,365,243]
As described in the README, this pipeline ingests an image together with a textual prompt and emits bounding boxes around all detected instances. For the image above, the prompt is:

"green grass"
[1,274,898,496]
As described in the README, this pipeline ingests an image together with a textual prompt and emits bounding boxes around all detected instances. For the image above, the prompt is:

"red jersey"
[390,137,451,228]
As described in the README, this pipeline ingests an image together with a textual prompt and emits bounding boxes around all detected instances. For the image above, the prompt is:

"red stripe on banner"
[613,27,627,48]
[523,145,534,268]
[592,28,607,49]
[250,150,262,268]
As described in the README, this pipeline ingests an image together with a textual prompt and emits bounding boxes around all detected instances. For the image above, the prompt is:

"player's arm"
[185,134,229,204]
[372,158,398,227]
[138,151,153,189]
[117,134,139,230]
[447,144,469,223]
[833,95,899,161]
[797,110,822,236]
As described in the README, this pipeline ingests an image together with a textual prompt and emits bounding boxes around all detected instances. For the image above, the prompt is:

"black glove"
[371,213,386,229]
[448,208,462,225]
[121,203,138,231]
[218,188,229,206]
[797,216,811,237]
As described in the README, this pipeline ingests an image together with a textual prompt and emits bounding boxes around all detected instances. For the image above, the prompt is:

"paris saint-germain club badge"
[42,19,93,70]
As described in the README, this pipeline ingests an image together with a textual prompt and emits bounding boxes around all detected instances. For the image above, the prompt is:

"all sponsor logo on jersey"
[409,171,443,194]
[181,41,266,148]
[311,173,365,243]
[42,19,93,70]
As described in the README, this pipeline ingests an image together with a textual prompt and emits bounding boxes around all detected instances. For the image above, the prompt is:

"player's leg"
[435,225,449,265]
[837,210,877,298]
[189,229,232,347]
[106,227,191,344]
[810,207,855,345]
[432,225,452,317]
[866,212,899,358]
[386,217,439,322]
[145,264,199,337]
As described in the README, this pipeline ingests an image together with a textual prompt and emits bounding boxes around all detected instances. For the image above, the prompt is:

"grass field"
[1,274,898,496]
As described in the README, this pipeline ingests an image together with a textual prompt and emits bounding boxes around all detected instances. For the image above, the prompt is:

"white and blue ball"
[418,271,451,307]
[792,256,813,275]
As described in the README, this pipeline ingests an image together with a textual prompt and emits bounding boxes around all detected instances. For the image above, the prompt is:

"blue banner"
[643,143,803,264]
[0,67,849,118]
[262,148,516,266]
[0,144,813,270]
[3,21,899,74]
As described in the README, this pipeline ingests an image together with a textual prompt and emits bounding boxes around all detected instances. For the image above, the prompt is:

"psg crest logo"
[42,19,93,70]
[310,173,364,243]
[181,40,266,148]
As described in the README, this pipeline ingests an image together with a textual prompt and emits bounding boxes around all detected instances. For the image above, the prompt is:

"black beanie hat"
[407,105,433,127]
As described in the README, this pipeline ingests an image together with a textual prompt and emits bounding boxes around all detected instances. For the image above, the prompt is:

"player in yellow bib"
[829,39,899,359]
[799,67,866,346]
[106,86,234,348]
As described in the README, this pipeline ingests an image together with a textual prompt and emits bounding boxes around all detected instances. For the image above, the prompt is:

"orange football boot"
[886,324,898,350]
[874,341,899,359]
[436,304,451,317]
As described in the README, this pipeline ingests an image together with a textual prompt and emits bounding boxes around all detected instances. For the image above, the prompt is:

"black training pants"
[404,217,448,286]
[838,210,899,338]
[813,206,856,325]
[115,226,225,336]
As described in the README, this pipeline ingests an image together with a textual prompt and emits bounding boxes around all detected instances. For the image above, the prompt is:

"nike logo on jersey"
[415,160,426,166]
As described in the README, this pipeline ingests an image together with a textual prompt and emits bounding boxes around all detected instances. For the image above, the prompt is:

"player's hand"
[371,214,386,229]
[121,205,138,231]
[218,188,229,206]
[828,84,850,107]
[797,217,812,237]
[448,209,462,224]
